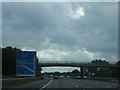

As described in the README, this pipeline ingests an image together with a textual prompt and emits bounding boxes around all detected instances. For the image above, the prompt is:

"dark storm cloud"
[2,2,118,63]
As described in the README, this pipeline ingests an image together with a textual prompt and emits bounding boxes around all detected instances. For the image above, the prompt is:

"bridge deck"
[39,63,120,67]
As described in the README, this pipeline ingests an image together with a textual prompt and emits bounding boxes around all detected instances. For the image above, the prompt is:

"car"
[84,76,87,79]
[54,75,59,79]
[66,76,71,78]
[74,76,81,79]
[59,76,64,79]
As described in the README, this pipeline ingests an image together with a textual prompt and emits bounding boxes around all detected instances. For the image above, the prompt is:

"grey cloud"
[2,2,118,63]
[0,2,2,46]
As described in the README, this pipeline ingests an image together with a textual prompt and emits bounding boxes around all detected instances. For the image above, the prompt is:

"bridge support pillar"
[80,67,83,79]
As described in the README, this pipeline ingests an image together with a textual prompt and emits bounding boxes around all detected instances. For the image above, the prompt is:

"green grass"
[2,76,16,79]
[2,78,41,88]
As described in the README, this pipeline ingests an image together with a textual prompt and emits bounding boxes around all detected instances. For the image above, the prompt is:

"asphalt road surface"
[2,78,119,90]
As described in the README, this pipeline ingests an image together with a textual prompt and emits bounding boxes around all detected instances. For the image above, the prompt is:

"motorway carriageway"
[2,78,119,90]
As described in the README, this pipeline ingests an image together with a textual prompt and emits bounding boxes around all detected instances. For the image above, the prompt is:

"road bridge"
[38,62,119,79]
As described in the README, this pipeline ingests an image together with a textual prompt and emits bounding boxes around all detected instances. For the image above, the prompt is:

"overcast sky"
[2,2,118,72]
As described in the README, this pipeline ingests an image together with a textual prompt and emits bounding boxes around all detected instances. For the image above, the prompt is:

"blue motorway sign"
[16,51,36,76]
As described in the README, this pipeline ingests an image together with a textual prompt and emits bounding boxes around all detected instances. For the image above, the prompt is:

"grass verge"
[2,77,41,88]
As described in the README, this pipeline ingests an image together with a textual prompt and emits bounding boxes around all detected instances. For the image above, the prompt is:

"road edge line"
[40,79,52,90]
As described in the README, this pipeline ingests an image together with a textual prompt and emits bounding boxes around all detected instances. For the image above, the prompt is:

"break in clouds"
[2,2,118,63]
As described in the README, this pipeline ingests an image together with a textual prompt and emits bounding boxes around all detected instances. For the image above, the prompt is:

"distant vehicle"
[59,76,64,79]
[74,76,81,79]
[66,76,71,78]
[54,75,59,79]
[84,76,87,79]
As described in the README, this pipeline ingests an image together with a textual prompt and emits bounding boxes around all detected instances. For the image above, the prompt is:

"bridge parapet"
[39,62,120,67]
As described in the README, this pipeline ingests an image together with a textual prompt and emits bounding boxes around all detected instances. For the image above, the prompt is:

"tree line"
[2,46,21,76]
[86,59,120,78]
[2,46,120,78]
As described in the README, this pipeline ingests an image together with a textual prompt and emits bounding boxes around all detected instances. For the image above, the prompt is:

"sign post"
[16,51,37,76]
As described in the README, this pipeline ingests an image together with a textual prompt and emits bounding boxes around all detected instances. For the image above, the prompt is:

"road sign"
[16,51,36,76]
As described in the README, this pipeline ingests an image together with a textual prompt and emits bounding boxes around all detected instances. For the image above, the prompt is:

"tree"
[111,60,120,78]
[88,59,110,77]
[91,59,109,65]
[2,46,20,76]
[0,47,1,77]
[71,69,80,76]
[71,69,79,73]
[54,71,60,76]
[36,63,42,77]
[97,68,110,77]
[117,60,120,65]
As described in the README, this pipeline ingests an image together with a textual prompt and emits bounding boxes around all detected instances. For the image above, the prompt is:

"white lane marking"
[40,79,52,90]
